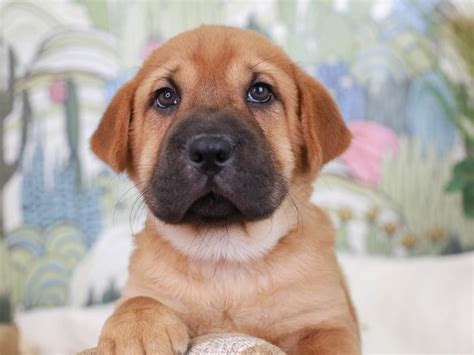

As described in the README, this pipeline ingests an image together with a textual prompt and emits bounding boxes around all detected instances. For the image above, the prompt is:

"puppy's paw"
[97,297,189,355]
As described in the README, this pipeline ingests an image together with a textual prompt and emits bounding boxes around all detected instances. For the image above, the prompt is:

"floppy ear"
[294,66,351,171]
[91,80,136,173]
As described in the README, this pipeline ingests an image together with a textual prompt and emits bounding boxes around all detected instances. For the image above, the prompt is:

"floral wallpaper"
[0,0,473,314]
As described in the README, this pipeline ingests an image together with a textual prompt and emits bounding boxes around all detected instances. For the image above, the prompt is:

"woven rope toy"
[79,333,285,354]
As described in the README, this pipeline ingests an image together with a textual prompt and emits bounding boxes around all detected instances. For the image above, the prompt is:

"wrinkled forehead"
[136,28,295,104]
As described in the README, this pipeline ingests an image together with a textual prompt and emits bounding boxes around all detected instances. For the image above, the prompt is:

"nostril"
[190,151,204,164]
[216,148,231,164]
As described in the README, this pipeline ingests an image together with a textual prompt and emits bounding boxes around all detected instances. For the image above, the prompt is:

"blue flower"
[406,71,457,156]
[315,61,367,122]
[381,0,442,40]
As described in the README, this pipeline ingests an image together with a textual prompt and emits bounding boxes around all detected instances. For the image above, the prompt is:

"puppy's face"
[92,26,350,229]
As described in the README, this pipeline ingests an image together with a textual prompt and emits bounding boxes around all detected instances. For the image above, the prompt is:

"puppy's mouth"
[182,192,243,225]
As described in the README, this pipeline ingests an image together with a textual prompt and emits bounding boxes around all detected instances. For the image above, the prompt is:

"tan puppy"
[91,25,360,355]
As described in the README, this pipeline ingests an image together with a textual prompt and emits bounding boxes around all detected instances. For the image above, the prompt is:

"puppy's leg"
[293,327,360,355]
[97,296,189,355]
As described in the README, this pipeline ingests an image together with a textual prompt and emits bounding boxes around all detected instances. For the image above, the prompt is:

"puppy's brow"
[248,63,287,85]
[164,65,181,75]
[149,63,181,75]
[146,66,182,91]
[146,65,181,83]
[248,53,285,72]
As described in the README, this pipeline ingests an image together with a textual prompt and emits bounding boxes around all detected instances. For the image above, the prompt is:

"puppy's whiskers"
[113,180,147,226]
[128,186,149,235]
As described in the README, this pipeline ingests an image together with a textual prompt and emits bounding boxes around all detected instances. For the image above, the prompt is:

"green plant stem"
[366,223,378,254]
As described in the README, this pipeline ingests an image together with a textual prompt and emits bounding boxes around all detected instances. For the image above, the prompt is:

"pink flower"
[49,80,67,103]
[340,121,399,186]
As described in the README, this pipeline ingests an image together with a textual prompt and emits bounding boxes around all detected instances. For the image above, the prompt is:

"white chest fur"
[151,198,298,263]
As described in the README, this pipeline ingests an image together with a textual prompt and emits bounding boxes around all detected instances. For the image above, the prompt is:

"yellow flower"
[383,222,397,235]
[337,207,353,222]
[401,234,417,248]
[365,207,379,222]
[426,227,446,242]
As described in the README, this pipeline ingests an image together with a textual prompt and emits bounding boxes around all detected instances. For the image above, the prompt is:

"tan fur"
[92,25,359,355]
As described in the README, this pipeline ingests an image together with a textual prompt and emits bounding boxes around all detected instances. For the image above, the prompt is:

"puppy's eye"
[247,83,273,104]
[154,87,179,109]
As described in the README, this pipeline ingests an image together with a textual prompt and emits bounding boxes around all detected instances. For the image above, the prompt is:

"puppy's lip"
[182,191,244,226]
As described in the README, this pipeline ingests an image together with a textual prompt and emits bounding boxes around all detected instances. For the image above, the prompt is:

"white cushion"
[17,253,474,354]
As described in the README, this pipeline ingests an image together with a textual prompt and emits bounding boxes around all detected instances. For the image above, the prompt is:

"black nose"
[188,135,234,174]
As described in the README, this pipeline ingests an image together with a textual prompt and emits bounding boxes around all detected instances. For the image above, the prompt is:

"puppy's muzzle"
[144,112,287,226]
[188,135,234,175]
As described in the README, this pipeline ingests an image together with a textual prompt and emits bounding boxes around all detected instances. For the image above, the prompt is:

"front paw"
[97,297,189,355]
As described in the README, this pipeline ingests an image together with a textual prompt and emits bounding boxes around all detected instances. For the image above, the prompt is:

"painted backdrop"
[1,0,473,314]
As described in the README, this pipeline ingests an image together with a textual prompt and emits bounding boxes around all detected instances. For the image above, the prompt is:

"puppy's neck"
[149,197,299,263]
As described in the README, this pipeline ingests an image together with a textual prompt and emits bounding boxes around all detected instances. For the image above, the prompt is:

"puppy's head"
[91,26,350,229]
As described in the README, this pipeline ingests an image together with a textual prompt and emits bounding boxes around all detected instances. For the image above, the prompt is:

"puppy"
[91,25,360,355]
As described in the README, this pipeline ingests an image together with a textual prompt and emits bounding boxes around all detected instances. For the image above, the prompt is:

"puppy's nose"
[188,135,234,174]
